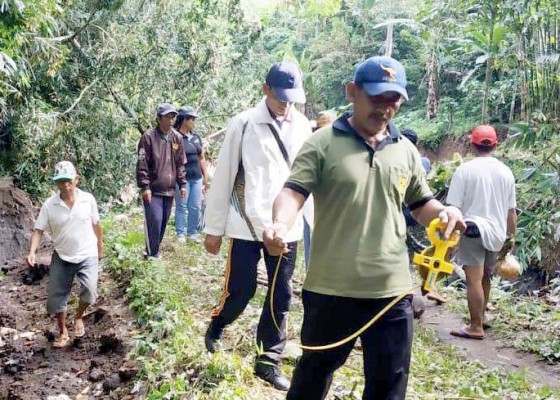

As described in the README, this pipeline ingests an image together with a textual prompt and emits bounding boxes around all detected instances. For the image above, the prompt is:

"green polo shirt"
[285,114,433,298]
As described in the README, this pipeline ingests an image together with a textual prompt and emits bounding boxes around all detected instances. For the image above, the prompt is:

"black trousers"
[210,238,297,363]
[143,195,174,257]
[287,291,413,400]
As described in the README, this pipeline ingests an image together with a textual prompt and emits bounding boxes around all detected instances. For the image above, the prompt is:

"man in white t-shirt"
[446,125,517,340]
[26,161,103,348]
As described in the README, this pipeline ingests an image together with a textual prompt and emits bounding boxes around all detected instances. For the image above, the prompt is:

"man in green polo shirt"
[264,56,465,400]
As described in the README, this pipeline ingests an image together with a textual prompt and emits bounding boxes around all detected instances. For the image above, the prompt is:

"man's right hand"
[204,234,223,255]
[26,254,36,267]
[142,189,152,204]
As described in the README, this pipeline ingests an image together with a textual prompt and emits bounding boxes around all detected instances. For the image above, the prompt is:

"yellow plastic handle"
[413,218,460,293]
[426,218,460,248]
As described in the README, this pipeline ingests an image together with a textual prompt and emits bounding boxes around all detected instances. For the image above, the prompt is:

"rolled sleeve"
[285,140,323,196]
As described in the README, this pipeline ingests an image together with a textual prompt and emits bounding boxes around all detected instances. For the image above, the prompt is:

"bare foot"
[450,326,484,340]
[74,318,85,338]
[53,330,70,347]
[426,290,446,305]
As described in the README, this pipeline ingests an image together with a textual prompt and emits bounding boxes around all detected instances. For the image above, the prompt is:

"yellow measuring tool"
[412,218,461,295]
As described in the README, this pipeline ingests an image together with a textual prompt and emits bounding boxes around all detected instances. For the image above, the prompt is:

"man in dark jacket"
[137,103,187,259]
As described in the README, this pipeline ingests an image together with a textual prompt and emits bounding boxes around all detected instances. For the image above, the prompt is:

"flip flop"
[74,319,85,338]
[450,328,484,340]
[53,332,70,348]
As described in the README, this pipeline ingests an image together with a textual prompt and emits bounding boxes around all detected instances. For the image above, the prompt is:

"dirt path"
[418,294,560,389]
[0,254,140,400]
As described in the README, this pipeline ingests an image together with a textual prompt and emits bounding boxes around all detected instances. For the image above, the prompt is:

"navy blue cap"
[157,103,177,116]
[265,62,306,103]
[178,106,199,118]
[354,56,408,101]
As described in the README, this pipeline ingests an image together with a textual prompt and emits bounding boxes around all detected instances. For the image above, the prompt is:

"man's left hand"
[180,187,187,199]
[438,206,466,239]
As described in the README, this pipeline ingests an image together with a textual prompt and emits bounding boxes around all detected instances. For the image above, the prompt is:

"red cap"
[471,125,497,146]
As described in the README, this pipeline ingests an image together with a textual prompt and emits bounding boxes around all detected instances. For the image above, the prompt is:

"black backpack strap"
[266,123,291,168]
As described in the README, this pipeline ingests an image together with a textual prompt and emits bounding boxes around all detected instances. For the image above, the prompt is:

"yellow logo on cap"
[172,143,179,151]
[380,65,397,82]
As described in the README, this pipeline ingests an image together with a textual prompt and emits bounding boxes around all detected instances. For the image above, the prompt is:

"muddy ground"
[0,255,140,400]
[0,178,140,400]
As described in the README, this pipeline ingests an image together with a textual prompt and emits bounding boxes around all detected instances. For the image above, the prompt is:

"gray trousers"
[47,252,98,314]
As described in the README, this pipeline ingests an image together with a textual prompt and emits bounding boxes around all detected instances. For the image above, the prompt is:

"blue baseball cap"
[265,62,306,104]
[354,56,408,101]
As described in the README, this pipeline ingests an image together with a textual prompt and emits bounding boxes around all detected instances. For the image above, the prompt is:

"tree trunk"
[426,52,439,119]
[482,7,497,123]
[385,24,394,57]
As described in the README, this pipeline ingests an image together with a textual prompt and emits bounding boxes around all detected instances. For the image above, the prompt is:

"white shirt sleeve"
[446,168,465,208]
[203,115,245,236]
[90,195,100,224]
[34,203,50,232]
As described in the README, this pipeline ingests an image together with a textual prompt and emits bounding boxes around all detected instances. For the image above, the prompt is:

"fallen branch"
[59,79,99,117]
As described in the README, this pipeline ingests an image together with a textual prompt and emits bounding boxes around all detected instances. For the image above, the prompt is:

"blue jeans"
[175,178,203,236]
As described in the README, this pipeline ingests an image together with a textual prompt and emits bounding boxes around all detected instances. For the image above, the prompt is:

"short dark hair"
[473,143,496,153]
[174,114,186,130]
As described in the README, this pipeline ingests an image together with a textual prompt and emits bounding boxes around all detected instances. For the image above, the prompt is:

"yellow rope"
[270,254,418,351]
[270,254,283,334]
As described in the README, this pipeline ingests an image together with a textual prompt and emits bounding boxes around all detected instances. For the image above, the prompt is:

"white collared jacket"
[204,98,312,242]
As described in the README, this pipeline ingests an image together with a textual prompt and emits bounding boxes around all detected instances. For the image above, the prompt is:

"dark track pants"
[143,195,174,258]
[210,238,297,363]
[287,291,413,400]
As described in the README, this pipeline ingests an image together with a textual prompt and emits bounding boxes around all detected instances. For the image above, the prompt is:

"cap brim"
[53,174,76,182]
[472,138,497,146]
[272,87,306,103]
[159,110,177,116]
[180,112,199,118]
[361,82,409,101]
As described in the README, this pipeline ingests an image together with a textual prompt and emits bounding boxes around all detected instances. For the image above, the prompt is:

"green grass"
[102,210,560,399]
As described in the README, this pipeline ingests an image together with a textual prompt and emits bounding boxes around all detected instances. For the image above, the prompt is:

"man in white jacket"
[203,61,312,390]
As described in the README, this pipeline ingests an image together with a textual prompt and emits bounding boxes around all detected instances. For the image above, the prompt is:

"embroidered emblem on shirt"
[398,174,408,194]
[138,148,146,161]
[380,65,397,82]
[172,143,179,151]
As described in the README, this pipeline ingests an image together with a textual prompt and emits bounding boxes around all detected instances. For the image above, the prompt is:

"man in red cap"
[447,125,517,340]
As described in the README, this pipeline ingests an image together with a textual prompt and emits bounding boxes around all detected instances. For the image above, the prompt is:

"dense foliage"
[1,0,558,272]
